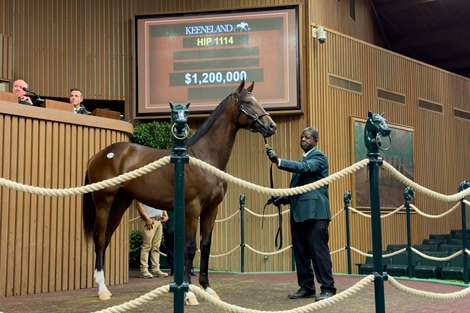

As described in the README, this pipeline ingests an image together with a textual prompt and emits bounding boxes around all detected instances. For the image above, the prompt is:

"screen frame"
[134,5,301,118]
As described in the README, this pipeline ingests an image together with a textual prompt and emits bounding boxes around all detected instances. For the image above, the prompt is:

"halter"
[235,94,271,133]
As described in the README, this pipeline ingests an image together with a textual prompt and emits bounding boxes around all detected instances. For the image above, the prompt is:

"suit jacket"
[278,148,330,222]
[74,105,91,115]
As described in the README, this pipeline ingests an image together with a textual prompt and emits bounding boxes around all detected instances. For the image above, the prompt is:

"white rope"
[188,275,375,313]
[215,210,240,223]
[244,207,290,218]
[411,202,461,219]
[331,208,344,220]
[330,247,345,255]
[244,244,293,256]
[387,275,470,300]
[92,285,170,313]
[349,205,404,218]
[382,161,470,202]
[411,248,462,261]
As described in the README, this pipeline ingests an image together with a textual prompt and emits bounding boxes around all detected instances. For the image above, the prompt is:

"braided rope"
[331,208,344,220]
[188,157,369,196]
[411,203,461,219]
[411,248,462,262]
[188,275,375,313]
[245,244,292,256]
[382,161,470,202]
[349,247,406,258]
[0,156,171,196]
[208,245,240,258]
[244,207,290,218]
[387,275,470,300]
[330,247,345,255]
[216,210,240,223]
[383,248,406,258]
[92,285,170,313]
[349,205,404,218]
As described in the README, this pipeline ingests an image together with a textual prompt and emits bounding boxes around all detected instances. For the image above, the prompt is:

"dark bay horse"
[82,80,277,300]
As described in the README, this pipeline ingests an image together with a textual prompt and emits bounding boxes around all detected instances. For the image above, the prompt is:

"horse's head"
[364,111,391,151]
[169,102,190,140]
[233,80,277,138]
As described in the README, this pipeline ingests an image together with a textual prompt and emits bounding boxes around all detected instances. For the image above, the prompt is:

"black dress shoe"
[315,291,335,301]
[288,289,316,299]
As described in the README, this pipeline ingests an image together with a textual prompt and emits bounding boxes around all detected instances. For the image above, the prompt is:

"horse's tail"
[82,172,96,241]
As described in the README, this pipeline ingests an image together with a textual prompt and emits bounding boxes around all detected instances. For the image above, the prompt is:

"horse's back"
[87,142,170,182]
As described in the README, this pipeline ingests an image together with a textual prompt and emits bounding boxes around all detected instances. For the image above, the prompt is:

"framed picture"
[351,117,414,210]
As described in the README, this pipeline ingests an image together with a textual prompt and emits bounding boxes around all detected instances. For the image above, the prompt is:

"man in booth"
[12,79,33,105]
[69,88,91,114]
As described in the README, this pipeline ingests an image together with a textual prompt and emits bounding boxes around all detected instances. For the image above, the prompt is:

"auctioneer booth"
[0,97,133,296]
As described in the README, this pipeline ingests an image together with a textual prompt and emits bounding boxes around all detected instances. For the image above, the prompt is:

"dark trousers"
[291,218,336,294]
[163,228,174,272]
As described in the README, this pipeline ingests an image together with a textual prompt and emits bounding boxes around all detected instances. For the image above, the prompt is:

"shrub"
[130,120,173,149]
[129,229,143,268]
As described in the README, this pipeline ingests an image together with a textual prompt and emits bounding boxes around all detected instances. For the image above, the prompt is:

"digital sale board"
[135,6,299,116]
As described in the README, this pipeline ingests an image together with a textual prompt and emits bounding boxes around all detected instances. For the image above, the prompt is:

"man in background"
[12,79,33,105]
[69,88,91,114]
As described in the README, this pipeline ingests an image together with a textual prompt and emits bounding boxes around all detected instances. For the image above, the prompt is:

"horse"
[364,111,391,152]
[82,80,277,301]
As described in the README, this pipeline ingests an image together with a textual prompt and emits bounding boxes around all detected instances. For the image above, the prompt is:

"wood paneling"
[0,101,132,296]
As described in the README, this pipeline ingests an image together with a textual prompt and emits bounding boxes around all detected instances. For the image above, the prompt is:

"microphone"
[22,86,38,96]
[21,86,44,106]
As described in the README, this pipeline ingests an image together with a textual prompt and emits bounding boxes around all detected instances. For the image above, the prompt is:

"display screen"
[135,6,299,116]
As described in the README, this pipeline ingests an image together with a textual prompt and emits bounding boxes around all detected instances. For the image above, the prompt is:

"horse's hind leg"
[93,200,113,300]
[93,188,133,300]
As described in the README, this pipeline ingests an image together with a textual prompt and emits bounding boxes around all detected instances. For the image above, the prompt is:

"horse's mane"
[187,93,235,147]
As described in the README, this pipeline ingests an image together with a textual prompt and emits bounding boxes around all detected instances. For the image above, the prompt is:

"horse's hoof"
[205,287,220,299]
[98,291,112,300]
[185,291,199,306]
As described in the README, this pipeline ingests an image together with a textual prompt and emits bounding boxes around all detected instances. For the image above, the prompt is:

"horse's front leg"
[199,211,219,299]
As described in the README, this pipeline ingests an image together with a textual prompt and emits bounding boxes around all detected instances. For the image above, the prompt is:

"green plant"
[129,229,143,268]
[130,120,173,149]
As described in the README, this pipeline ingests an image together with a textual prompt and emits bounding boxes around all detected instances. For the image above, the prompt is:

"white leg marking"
[94,269,112,300]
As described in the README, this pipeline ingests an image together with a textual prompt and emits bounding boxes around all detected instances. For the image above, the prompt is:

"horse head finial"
[364,111,392,154]
[170,102,190,143]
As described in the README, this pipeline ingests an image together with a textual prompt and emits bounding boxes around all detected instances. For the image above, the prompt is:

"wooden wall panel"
[308,29,470,273]
[0,102,132,296]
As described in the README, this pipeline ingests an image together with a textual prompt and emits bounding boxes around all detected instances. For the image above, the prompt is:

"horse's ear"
[186,102,190,109]
[169,101,174,110]
[368,111,373,118]
[235,80,245,94]
[380,112,385,117]
[247,81,255,92]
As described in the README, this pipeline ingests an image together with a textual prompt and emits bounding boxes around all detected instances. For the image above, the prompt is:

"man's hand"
[266,148,279,164]
[273,196,290,206]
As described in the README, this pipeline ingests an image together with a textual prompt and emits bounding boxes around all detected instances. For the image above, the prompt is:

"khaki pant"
[140,219,163,272]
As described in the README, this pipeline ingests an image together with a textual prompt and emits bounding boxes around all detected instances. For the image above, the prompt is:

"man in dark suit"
[69,88,91,114]
[266,127,336,302]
